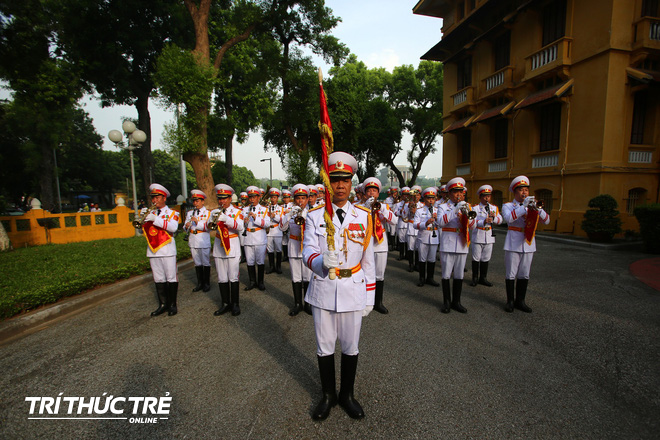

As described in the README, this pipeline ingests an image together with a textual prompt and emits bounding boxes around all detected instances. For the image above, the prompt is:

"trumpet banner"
[142,221,173,253]
[215,221,232,254]
[460,213,471,247]
[524,209,540,245]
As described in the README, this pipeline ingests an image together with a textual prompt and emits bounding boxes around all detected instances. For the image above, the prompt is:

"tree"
[54,0,194,200]
[152,149,196,199]
[211,161,258,192]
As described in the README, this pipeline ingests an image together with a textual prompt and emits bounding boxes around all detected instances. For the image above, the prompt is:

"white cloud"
[364,49,401,72]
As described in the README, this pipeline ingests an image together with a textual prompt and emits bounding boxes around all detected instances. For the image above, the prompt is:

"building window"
[459,130,471,164]
[457,56,472,90]
[642,0,659,17]
[535,189,553,212]
[494,31,511,71]
[542,0,567,46]
[491,190,503,210]
[631,92,647,145]
[539,103,562,152]
[493,118,508,159]
[627,188,647,214]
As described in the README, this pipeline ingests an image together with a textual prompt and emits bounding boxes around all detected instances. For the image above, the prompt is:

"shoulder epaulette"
[355,205,370,213]
[309,204,325,213]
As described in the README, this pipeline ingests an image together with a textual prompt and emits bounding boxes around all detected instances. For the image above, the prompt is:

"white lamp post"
[108,122,147,234]
[260,158,273,188]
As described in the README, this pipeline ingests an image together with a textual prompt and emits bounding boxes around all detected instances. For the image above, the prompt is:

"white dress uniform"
[501,176,551,313]
[211,204,244,282]
[281,193,293,251]
[185,205,211,266]
[414,204,440,262]
[384,192,398,240]
[145,205,179,282]
[266,197,284,274]
[472,202,502,261]
[242,186,271,291]
[281,206,311,283]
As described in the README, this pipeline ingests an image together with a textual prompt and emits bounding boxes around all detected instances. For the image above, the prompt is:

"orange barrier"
[1,205,183,248]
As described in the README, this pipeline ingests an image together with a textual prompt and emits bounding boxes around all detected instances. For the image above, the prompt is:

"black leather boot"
[374,280,388,314]
[289,282,303,316]
[214,283,231,316]
[312,355,337,421]
[417,262,426,287]
[192,266,203,292]
[240,246,246,263]
[407,250,414,272]
[151,283,169,316]
[303,281,312,315]
[470,260,479,286]
[282,244,289,262]
[257,264,266,290]
[426,262,440,286]
[505,279,515,313]
[398,242,405,260]
[202,266,211,292]
[451,278,467,313]
[275,252,283,274]
[266,252,276,274]
[414,251,419,272]
[440,279,451,313]
[515,279,532,313]
[478,261,493,286]
[245,265,257,291]
[167,282,179,316]
[338,354,364,419]
[231,281,241,316]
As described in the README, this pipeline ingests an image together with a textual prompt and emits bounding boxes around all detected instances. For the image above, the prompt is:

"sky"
[85,0,444,182]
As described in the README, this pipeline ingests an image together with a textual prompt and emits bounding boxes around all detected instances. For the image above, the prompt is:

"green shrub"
[634,203,660,254]
[581,194,622,242]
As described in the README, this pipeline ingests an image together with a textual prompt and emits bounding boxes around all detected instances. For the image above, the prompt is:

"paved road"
[1,237,658,439]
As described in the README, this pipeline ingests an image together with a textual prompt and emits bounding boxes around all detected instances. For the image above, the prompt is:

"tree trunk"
[184,151,217,209]
[225,135,234,186]
[40,141,55,211]
[135,92,154,199]
[0,221,11,251]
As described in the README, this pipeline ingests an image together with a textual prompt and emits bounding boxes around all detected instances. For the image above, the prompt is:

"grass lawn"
[0,236,192,319]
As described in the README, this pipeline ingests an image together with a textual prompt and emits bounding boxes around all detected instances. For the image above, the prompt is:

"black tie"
[195,209,199,216]
[157,209,161,215]
[336,208,345,224]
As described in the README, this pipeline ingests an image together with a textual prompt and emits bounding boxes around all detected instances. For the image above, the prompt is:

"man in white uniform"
[394,187,410,261]
[142,184,180,317]
[242,186,271,291]
[414,187,440,287]
[469,185,502,287]
[303,152,375,421]
[210,184,245,316]
[183,189,211,292]
[266,187,284,274]
[436,178,476,313]
[502,176,550,313]
[281,189,293,262]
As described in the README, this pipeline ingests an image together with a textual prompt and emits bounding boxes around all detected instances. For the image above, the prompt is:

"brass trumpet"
[529,198,544,210]
[207,208,226,231]
[459,204,477,220]
[133,204,157,229]
[294,208,306,226]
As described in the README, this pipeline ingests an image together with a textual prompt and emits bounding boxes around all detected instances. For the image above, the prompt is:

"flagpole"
[318,68,336,280]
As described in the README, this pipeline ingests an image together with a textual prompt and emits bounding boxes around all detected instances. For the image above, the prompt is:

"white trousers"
[191,247,211,266]
[267,236,283,253]
[245,244,266,265]
[374,251,387,281]
[471,243,493,262]
[150,256,178,283]
[440,252,467,280]
[214,255,240,283]
[397,225,407,242]
[313,307,362,356]
[282,234,289,245]
[418,243,439,262]
[407,234,418,251]
[290,257,311,283]
[505,251,534,279]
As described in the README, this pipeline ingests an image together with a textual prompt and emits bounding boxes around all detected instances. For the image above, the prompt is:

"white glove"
[140,208,148,215]
[365,197,375,209]
[322,250,338,271]
[362,305,373,317]
[218,214,229,224]
[380,203,388,214]
[523,196,535,208]
[144,213,157,223]
[291,206,302,216]
[454,201,466,214]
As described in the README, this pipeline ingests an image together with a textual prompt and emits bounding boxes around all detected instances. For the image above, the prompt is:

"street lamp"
[260,158,272,188]
[108,121,147,232]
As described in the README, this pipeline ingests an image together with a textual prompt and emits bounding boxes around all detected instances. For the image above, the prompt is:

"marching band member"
[502,176,550,313]
[470,185,502,287]
[280,184,312,316]
[266,188,284,274]
[242,186,271,291]
[239,191,248,263]
[183,189,211,293]
[142,184,180,317]
[303,151,375,421]
[436,178,476,313]
[281,189,293,262]
[316,184,326,207]
[363,177,398,314]
[394,187,410,260]
[414,187,440,287]
[308,185,319,209]
[404,186,422,273]
[384,187,399,251]
[210,184,245,316]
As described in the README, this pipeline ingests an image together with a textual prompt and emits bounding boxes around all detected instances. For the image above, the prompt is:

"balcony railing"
[633,17,660,50]
[450,86,475,113]
[532,153,559,168]
[629,150,653,164]
[481,66,514,99]
[488,160,507,173]
[524,37,572,80]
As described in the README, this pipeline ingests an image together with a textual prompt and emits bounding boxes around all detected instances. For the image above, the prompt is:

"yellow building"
[413,0,660,236]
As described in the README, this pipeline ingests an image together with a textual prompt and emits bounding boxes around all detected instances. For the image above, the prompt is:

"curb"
[0,259,195,346]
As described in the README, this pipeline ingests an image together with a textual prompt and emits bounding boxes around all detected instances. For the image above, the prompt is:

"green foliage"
[152,150,196,197]
[581,194,622,241]
[211,161,258,191]
[633,203,660,253]
[0,236,192,319]
[283,148,318,185]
